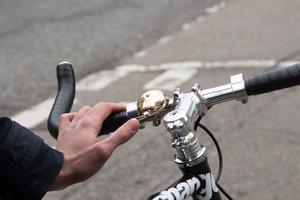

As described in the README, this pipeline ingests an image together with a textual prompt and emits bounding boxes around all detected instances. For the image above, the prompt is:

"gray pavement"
[0,0,220,117]
[10,0,300,199]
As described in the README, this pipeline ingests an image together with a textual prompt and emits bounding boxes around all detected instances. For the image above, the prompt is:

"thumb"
[103,118,140,150]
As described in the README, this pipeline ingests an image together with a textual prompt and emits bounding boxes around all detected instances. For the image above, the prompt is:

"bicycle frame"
[147,156,221,200]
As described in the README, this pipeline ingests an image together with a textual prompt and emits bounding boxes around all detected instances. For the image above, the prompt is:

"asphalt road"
[2,0,300,199]
[0,0,220,116]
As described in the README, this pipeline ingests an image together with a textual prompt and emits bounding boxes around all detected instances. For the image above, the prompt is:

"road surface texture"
[2,0,300,199]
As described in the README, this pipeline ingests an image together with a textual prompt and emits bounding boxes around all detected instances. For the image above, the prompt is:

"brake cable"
[194,116,234,200]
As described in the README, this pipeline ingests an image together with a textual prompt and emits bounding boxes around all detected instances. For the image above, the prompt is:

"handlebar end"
[47,61,76,139]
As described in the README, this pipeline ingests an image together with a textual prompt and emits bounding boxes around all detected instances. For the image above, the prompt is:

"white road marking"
[278,61,300,68]
[182,23,191,30]
[134,50,147,58]
[205,1,226,15]
[10,98,79,129]
[143,68,198,91]
[77,69,129,91]
[197,16,205,23]
[11,98,55,129]
[180,1,226,32]
[116,60,279,72]
[204,60,276,68]
[116,64,147,72]
[152,61,204,70]
[158,36,172,44]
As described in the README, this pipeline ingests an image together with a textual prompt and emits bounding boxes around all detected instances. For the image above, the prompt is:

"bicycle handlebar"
[245,63,300,96]
[100,111,130,134]
[47,62,75,139]
[47,62,135,139]
[46,61,300,200]
[47,62,300,139]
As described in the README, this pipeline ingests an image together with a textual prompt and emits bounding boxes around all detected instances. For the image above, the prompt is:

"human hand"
[49,102,140,190]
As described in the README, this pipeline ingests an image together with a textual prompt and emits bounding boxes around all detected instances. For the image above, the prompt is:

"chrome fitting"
[201,73,248,107]
[126,101,140,119]
[230,73,248,103]
[163,88,207,167]
[164,109,206,166]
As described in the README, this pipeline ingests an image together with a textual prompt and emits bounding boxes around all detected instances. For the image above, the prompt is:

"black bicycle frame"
[147,156,221,200]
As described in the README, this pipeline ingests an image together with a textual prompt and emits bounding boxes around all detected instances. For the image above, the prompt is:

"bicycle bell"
[137,90,169,126]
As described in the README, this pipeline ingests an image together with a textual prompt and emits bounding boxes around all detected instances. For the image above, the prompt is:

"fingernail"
[127,119,140,132]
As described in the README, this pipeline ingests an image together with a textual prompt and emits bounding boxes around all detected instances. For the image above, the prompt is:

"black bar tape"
[47,62,76,139]
[47,62,131,139]
[99,111,129,135]
[245,63,300,96]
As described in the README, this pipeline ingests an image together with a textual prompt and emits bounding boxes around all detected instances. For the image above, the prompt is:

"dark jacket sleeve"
[0,117,64,200]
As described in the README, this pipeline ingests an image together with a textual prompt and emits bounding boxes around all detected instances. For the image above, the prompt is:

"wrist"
[49,153,73,191]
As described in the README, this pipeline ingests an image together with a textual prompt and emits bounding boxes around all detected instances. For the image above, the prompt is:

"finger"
[58,113,76,132]
[101,118,140,151]
[87,102,126,125]
[68,112,76,121]
[95,102,126,112]
[72,103,126,138]
[72,106,91,122]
